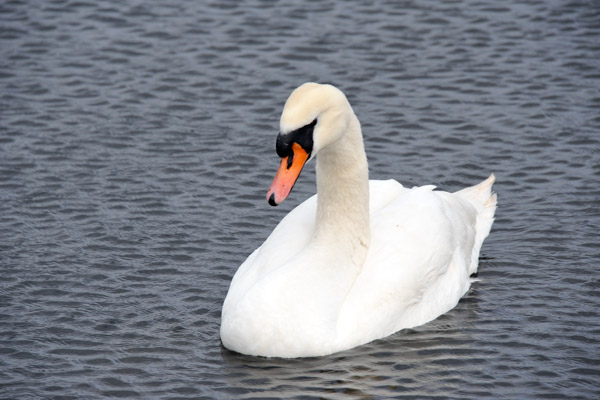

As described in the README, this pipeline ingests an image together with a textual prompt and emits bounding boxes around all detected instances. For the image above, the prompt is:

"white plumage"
[221,83,497,358]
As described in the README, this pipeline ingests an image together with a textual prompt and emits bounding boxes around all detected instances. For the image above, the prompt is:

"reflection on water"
[1,0,599,399]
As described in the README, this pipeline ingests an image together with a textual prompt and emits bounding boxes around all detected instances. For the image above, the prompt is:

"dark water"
[1,0,599,399]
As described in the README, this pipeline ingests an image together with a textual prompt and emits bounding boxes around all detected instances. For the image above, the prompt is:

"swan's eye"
[276,118,317,158]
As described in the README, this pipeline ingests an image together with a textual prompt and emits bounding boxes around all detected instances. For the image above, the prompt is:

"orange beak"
[266,143,310,206]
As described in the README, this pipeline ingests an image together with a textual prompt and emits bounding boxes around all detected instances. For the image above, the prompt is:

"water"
[1,0,599,398]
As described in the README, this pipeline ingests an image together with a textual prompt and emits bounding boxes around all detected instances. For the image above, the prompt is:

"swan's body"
[220,83,497,358]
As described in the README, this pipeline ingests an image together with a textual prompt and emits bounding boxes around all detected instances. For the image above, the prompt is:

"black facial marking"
[275,118,317,159]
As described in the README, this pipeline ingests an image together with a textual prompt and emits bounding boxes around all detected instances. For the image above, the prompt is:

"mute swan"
[220,83,497,358]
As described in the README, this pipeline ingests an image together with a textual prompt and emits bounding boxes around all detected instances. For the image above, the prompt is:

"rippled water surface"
[1,0,599,399]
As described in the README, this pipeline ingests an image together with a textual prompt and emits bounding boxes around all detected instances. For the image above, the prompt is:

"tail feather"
[455,173,497,275]
[455,173,496,205]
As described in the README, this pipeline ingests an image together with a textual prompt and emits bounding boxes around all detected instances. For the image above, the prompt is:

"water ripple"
[1,0,599,399]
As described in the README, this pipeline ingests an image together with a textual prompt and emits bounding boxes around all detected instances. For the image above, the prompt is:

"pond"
[1,0,599,399]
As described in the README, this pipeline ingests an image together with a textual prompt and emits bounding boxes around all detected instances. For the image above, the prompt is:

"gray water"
[1,0,599,399]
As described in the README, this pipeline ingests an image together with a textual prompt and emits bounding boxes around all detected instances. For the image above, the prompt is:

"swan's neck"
[314,112,370,267]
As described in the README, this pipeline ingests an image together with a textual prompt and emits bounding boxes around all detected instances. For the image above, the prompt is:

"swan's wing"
[338,184,478,344]
[367,179,407,212]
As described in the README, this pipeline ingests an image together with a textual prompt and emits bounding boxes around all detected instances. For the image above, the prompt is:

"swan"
[220,83,497,358]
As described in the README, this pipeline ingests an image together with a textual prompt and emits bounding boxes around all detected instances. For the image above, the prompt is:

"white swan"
[220,83,497,358]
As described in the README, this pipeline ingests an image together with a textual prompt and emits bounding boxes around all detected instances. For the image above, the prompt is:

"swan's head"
[266,83,352,206]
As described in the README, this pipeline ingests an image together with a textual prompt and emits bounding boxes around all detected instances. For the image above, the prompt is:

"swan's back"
[335,175,497,350]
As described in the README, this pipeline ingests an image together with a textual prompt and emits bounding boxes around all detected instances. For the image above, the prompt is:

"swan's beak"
[266,143,310,206]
